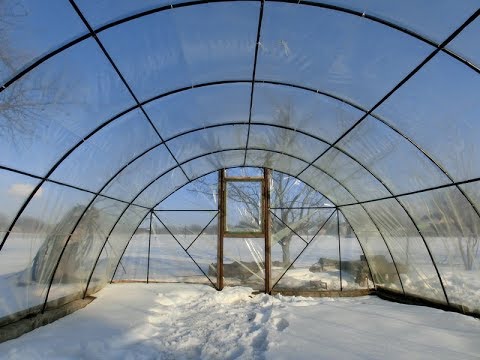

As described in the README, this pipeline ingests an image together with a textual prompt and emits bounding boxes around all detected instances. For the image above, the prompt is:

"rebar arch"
[0,0,479,324]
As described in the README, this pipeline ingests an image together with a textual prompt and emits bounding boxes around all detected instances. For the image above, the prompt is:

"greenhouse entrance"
[113,167,374,297]
[219,168,270,292]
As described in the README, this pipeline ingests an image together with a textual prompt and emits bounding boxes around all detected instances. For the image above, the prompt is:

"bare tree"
[0,1,67,145]
[188,100,337,266]
[422,190,479,271]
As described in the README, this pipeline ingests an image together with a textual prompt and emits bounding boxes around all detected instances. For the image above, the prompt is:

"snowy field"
[0,283,479,360]
[1,233,479,320]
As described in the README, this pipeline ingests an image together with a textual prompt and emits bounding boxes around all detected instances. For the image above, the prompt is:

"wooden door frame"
[217,168,271,293]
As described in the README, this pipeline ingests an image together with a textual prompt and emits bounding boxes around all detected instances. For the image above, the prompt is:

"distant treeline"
[136,224,219,236]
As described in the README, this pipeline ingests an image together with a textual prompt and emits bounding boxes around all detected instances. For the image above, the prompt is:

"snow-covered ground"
[0,283,479,360]
[1,233,479,321]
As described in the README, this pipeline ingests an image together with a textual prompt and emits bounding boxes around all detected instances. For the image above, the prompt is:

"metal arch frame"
[39,138,350,311]
[108,165,340,286]
[0,76,383,253]
[3,0,479,255]
[67,0,190,183]
[3,78,477,307]
[244,0,265,165]
[1,0,478,94]
[102,132,480,303]
[0,0,476,318]
[102,151,406,296]
[270,209,337,290]
[151,211,218,288]
[0,0,477,306]
[82,149,338,297]
[4,76,480,269]
[0,164,151,210]
[297,8,479,178]
[0,74,449,249]
[12,113,476,306]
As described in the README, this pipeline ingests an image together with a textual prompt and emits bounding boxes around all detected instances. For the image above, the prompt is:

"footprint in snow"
[272,317,289,332]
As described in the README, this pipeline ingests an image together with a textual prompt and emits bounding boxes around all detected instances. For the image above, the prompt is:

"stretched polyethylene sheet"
[46,196,128,306]
[186,220,219,286]
[113,216,150,282]
[135,168,189,209]
[155,172,218,211]
[99,2,259,101]
[248,125,328,163]
[0,169,41,232]
[155,211,218,249]
[145,84,251,139]
[101,145,177,204]
[86,205,149,294]
[0,0,86,83]
[272,208,335,245]
[76,0,183,28]
[337,116,451,195]
[0,182,93,318]
[50,110,159,192]
[270,172,334,209]
[363,199,446,303]
[148,214,209,284]
[298,167,356,206]
[339,205,402,291]
[275,213,341,291]
[0,0,479,321]
[459,182,480,211]
[251,83,363,143]
[375,52,480,182]
[180,150,246,180]
[113,232,149,282]
[257,2,432,109]
[448,17,480,68]
[338,212,372,290]
[315,148,391,202]
[224,237,265,292]
[0,39,134,177]
[399,188,480,313]
[245,151,307,176]
[313,0,479,43]
[166,125,249,164]
[270,215,308,287]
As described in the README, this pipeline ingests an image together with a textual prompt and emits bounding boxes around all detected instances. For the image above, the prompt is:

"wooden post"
[264,168,271,294]
[217,169,225,290]
[147,211,152,284]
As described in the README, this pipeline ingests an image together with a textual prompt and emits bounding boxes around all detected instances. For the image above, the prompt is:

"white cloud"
[8,184,43,198]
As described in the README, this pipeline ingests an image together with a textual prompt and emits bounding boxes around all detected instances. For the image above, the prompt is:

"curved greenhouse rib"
[100,150,407,296]
[4,76,479,275]
[244,0,265,165]
[1,0,478,94]
[109,166,342,286]
[67,0,190,183]
[86,151,358,296]
[297,7,480,179]
[0,78,370,253]
[0,164,150,210]
[2,120,466,306]
[108,162,404,296]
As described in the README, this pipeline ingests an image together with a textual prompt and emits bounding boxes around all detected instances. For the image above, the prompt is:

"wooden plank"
[264,169,271,294]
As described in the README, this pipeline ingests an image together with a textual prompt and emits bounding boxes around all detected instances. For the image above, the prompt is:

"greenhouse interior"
[0,0,479,358]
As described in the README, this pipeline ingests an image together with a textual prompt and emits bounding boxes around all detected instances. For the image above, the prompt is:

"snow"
[1,283,479,360]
